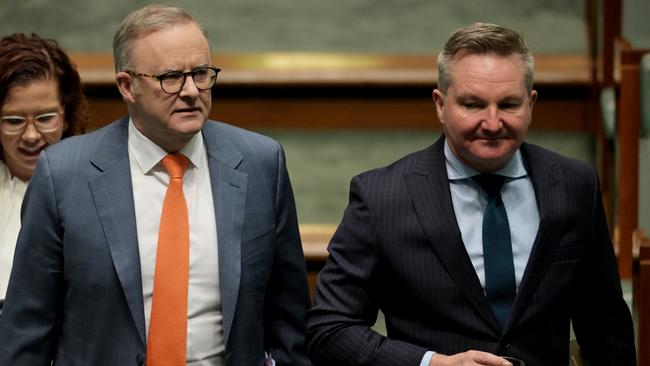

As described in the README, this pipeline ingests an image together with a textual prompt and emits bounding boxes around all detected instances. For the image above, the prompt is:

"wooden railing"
[635,229,650,365]
[615,42,650,278]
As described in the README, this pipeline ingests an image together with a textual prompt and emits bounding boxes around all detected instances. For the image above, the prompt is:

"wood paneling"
[84,86,591,133]
[78,53,592,133]
[71,53,590,87]
[616,46,650,278]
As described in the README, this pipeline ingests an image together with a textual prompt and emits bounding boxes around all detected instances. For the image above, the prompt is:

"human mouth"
[475,133,508,141]
[18,146,45,159]
[174,107,201,115]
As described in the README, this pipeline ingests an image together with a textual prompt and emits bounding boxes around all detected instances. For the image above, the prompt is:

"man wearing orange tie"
[0,5,311,365]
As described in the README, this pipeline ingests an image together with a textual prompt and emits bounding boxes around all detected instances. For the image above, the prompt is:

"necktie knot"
[162,153,189,179]
[472,173,506,197]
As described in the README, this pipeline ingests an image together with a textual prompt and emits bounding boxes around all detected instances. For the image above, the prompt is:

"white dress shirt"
[128,121,224,365]
[0,160,27,300]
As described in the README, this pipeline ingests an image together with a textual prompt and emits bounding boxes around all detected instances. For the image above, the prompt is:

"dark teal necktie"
[473,173,516,329]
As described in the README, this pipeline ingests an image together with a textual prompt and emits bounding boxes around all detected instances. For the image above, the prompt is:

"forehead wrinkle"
[452,71,527,101]
[454,82,525,100]
[2,82,61,115]
[448,52,527,96]
[131,24,210,73]
[145,49,210,73]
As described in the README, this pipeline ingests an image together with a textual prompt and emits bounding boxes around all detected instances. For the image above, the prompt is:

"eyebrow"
[455,94,524,104]
[160,64,211,73]
[1,107,61,116]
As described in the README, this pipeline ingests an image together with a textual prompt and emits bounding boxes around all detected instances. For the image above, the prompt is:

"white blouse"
[0,160,27,300]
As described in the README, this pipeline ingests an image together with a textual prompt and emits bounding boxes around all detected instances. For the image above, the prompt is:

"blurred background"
[1,0,648,264]
[4,0,645,225]
[1,0,590,53]
[2,1,650,360]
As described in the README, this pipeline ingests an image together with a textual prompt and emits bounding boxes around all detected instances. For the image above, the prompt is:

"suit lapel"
[87,117,146,345]
[202,123,247,345]
[405,137,501,333]
[506,143,564,330]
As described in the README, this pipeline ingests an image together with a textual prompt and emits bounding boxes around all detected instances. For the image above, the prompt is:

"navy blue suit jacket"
[307,136,636,365]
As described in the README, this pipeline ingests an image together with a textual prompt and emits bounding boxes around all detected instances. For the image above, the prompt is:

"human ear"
[115,72,136,103]
[433,89,445,124]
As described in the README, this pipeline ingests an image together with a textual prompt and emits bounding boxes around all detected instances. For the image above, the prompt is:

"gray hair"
[436,22,534,95]
[113,4,209,72]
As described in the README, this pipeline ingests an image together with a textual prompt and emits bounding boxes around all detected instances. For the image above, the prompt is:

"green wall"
[2,1,646,228]
[0,0,586,54]
[267,130,594,224]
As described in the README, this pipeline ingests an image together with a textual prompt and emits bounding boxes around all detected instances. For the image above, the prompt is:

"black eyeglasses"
[126,66,221,94]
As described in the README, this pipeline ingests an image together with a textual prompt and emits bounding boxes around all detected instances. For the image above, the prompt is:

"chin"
[12,166,32,181]
[467,149,513,170]
[475,142,515,157]
[171,117,206,134]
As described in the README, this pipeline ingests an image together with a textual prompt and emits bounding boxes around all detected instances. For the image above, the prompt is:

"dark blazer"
[0,117,311,366]
[307,136,636,365]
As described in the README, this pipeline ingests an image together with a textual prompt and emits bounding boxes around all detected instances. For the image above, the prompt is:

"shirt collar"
[0,160,28,191]
[444,139,528,181]
[128,119,204,174]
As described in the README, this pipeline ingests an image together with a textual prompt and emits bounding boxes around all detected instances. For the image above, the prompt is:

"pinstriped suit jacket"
[0,118,311,366]
[307,136,635,365]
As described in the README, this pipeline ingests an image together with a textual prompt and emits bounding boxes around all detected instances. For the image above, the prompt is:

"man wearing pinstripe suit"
[307,23,636,366]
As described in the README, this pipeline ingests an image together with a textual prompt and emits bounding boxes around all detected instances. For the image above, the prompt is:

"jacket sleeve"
[264,144,313,365]
[307,175,428,365]
[0,152,61,365]
[571,168,637,365]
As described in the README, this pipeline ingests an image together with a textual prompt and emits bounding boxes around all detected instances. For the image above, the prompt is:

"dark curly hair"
[0,33,88,146]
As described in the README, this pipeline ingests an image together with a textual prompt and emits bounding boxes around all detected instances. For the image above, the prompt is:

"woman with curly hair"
[0,33,88,306]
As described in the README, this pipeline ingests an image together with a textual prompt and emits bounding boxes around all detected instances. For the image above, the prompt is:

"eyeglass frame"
[125,66,221,94]
[0,111,64,135]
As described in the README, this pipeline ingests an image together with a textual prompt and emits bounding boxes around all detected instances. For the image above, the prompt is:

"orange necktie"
[146,153,190,366]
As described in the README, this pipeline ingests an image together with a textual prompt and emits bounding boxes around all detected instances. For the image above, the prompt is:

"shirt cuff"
[420,351,434,366]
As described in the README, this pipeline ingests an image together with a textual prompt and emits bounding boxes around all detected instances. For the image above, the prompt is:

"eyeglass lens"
[160,68,218,93]
[0,112,62,134]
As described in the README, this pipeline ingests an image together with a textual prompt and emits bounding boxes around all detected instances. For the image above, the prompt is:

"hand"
[429,350,513,366]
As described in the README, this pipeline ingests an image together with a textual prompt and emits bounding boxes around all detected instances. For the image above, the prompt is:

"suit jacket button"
[136,353,145,365]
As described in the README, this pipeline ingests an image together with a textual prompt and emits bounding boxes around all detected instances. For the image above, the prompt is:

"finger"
[469,350,512,365]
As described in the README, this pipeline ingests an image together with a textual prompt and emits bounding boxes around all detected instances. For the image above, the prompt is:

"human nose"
[21,120,42,142]
[481,105,502,131]
[178,74,200,98]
